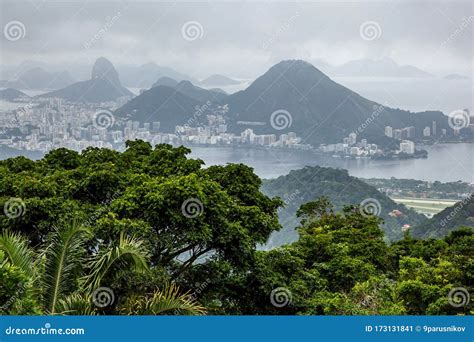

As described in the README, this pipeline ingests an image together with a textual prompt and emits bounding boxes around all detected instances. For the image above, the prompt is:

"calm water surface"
[190,143,473,182]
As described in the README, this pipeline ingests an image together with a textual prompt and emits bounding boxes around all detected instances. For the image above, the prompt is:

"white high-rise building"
[423,126,431,137]
[400,140,415,154]
[348,132,357,145]
[384,126,393,138]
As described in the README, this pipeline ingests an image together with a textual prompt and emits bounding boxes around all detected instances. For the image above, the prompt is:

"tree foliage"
[204,199,472,315]
[0,142,471,316]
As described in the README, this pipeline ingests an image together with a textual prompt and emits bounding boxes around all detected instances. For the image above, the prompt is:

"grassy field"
[391,197,458,215]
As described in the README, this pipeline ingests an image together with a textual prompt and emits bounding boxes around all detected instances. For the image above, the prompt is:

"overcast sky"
[0,0,473,79]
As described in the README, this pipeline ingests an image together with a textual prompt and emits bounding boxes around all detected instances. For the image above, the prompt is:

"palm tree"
[121,283,206,315]
[0,222,206,315]
[41,222,92,314]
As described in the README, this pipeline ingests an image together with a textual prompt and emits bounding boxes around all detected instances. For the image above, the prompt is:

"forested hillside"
[262,166,427,246]
[0,142,471,315]
[412,195,474,238]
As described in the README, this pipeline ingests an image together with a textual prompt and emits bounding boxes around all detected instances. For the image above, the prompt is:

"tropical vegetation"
[0,141,472,315]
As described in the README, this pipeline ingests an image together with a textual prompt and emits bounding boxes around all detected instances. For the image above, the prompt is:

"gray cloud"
[1,0,472,79]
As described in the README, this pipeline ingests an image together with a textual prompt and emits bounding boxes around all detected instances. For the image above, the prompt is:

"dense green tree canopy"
[0,141,281,269]
[0,142,471,316]
[203,199,472,315]
[0,141,282,315]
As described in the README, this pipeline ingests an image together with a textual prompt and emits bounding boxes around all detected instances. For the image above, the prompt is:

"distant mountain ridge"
[173,81,228,103]
[444,74,470,80]
[114,85,203,132]
[310,57,433,78]
[0,88,30,101]
[200,74,240,87]
[114,78,230,131]
[37,58,133,103]
[151,78,227,103]
[118,63,197,88]
[152,77,179,88]
[330,57,433,78]
[0,67,74,90]
[108,59,451,145]
[225,60,449,145]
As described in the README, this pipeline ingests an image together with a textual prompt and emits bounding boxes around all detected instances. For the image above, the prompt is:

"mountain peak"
[272,59,318,71]
[177,80,194,87]
[268,59,329,79]
[246,59,329,94]
[152,76,179,88]
[91,57,122,88]
[278,59,313,66]
[36,57,132,102]
[200,74,240,87]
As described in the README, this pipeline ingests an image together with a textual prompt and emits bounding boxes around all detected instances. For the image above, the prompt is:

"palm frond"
[41,221,91,314]
[0,230,34,277]
[56,293,96,315]
[121,283,206,315]
[83,233,149,292]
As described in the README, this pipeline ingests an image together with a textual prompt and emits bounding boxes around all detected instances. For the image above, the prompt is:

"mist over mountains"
[0,56,449,92]
[0,88,30,101]
[36,57,133,103]
[86,58,452,146]
[224,60,450,145]
[118,63,198,88]
[0,67,75,91]
[1,56,459,146]
[200,74,241,87]
[313,57,433,78]
[0,60,197,90]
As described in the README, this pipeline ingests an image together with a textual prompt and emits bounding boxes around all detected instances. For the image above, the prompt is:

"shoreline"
[1,142,472,183]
